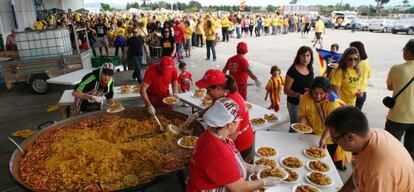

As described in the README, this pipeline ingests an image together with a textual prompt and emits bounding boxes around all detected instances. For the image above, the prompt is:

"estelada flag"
[239,0,246,11]
[316,48,342,75]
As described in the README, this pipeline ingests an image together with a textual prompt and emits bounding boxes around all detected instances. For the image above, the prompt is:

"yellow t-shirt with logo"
[330,68,361,106]
[205,28,216,41]
[114,27,126,38]
[299,92,342,136]
[315,20,325,33]
[358,59,372,92]
[184,26,193,40]
[294,16,299,24]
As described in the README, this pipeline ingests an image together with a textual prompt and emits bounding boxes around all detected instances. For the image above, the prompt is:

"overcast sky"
[85,0,405,7]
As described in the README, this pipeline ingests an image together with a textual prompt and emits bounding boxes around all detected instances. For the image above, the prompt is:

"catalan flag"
[316,48,342,75]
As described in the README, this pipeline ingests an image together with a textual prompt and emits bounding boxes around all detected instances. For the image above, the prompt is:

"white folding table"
[176,92,289,131]
[58,86,141,118]
[254,131,344,192]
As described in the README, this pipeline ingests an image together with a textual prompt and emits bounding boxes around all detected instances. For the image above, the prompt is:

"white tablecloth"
[59,86,141,106]
[176,92,289,131]
[254,131,344,192]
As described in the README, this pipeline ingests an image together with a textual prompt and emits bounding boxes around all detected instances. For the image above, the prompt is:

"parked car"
[355,19,371,31]
[368,19,395,33]
[392,18,414,35]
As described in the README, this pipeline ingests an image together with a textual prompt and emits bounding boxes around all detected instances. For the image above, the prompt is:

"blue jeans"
[355,92,367,110]
[89,38,97,57]
[206,40,216,60]
[236,27,241,38]
[287,101,299,132]
[131,55,143,83]
[176,43,183,60]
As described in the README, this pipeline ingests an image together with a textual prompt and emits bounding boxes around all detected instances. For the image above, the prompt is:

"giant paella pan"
[9,107,204,191]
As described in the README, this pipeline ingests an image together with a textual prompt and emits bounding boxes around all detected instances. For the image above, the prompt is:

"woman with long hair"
[284,46,315,131]
[350,41,372,110]
[299,76,351,170]
[329,47,362,106]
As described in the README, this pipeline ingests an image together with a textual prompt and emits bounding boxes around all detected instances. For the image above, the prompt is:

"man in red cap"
[223,42,261,100]
[140,56,179,115]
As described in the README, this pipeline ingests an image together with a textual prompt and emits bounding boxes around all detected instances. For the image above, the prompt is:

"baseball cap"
[160,56,175,71]
[195,69,226,89]
[100,62,115,75]
[203,98,240,128]
[237,42,248,54]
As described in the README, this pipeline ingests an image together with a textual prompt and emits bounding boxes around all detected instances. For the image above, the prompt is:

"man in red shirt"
[140,56,179,114]
[174,20,185,61]
[223,42,262,100]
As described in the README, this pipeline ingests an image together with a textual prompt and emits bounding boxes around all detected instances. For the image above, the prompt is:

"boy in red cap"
[140,56,179,115]
[223,42,262,100]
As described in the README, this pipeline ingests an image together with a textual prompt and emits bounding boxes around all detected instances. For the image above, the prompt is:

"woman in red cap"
[185,69,255,161]
[186,98,281,192]
[140,56,179,115]
[223,42,261,100]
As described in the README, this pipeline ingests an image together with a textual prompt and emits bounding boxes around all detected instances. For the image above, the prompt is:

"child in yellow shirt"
[266,65,284,112]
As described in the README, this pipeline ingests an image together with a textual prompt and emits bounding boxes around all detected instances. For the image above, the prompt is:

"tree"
[402,0,410,7]
[289,0,299,4]
[126,2,140,10]
[100,3,112,11]
[266,5,276,12]
[375,0,390,13]
[188,1,202,10]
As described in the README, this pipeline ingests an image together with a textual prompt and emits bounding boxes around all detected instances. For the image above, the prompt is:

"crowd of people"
[23,10,414,192]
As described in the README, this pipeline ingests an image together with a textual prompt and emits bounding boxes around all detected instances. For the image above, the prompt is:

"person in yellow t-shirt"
[34,18,44,30]
[195,20,204,47]
[385,39,414,159]
[114,21,127,57]
[271,16,278,35]
[330,47,362,106]
[220,17,229,42]
[300,77,351,170]
[313,16,325,48]
[184,21,193,58]
[263,16,271,35]
[293,14,299,32]
[282,17,289,34]
[325,106,414,192]
[204,20,216,61]
[350,41,372,110]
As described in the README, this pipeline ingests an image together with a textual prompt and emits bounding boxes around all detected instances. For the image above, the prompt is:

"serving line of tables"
[176,92,289,131]
[58,86,141,118]
[254,131,344,192]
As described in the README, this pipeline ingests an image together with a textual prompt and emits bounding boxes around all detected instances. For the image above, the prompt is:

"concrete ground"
[0,29,411,191]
